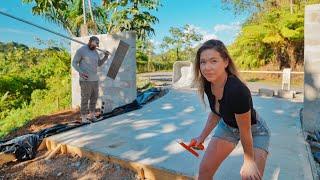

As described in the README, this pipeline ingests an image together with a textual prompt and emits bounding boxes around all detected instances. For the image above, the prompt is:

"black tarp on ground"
[0,87,168,162]
[0,134,40,161]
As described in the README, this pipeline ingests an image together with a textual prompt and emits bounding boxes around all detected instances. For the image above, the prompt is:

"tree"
[162,24,202,61]
[22,0,68,14]
[22,0,82,36]
[98,0,160,39]
[136,38,155,71]
[22,0,160,38]
[226,0,314,70]
[221,0,264,14]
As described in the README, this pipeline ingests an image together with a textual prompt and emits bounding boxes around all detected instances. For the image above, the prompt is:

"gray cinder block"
[258,88,274,97]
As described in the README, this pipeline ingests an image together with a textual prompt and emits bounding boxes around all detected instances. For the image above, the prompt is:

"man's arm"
[72,49,84,73]
[98,51,110,66]
[72,49,88,79]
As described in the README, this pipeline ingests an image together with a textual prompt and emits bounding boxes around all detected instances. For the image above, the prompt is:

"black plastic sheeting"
[99,87,168,120]
[306,131,320,163]
[300,108,320,165]
[0,134,40,161]
[0,87,167,162]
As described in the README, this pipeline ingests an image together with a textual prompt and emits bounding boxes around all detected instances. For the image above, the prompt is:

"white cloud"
[214,21,241,33]
[202,33,218,42]
[150,39,161,46]
[0,28,33,35]
[187,24,219,47]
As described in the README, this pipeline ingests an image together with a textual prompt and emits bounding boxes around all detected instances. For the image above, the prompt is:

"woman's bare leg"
[198,137,236,180]
[254,148,268,177]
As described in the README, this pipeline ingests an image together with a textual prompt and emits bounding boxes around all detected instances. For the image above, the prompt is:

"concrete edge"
[39,138,193,180]
[298,108,319,180]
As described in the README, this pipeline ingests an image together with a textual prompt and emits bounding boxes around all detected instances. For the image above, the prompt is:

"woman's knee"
[198,155,219,177]
[199,161,215,177]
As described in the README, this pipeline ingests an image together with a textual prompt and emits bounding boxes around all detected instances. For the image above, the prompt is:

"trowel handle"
[189,139,204,150]
[96,48,111,55]
[192,143,204,150]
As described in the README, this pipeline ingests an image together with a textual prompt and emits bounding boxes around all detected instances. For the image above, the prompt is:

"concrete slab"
[48,89,312,179]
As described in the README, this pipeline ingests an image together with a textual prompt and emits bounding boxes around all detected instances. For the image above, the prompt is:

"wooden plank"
[44,139,193,180]
[0,153,16,165]
[45,144,61,160]
[107,40,130,79]
[37,139,47,151]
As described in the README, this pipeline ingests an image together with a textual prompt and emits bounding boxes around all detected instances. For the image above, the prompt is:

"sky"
[0,0,250,52]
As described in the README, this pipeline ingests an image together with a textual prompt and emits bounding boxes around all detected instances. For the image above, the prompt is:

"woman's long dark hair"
[193,39,241,105]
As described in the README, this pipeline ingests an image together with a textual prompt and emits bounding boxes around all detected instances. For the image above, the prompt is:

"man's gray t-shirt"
[72,45,107,81]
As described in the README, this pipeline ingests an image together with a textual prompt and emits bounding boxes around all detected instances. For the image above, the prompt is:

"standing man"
[72,36,110,123]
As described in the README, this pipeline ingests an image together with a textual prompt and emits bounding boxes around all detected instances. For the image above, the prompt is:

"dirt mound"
[4,109,82,140]
[0,150,138,180]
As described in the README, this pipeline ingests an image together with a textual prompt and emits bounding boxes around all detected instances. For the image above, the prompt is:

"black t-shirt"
[204,75,257,128]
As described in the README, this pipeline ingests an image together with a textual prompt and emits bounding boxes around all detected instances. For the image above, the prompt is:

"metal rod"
[0,10,109,54]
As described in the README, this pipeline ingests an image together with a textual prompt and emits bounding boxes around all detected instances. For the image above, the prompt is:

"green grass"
[240,72,304,88]
[0,77,71,139]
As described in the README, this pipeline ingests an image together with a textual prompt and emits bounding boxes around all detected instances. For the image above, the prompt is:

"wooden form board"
[43,138,193,180]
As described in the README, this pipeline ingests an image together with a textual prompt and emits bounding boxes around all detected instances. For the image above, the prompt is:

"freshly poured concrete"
[48,89,312,179]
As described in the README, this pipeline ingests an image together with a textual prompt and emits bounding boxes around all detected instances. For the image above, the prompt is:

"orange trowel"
[176,139,204,157]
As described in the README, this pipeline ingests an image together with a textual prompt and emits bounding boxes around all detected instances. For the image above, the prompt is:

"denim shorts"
[212,114,271,153]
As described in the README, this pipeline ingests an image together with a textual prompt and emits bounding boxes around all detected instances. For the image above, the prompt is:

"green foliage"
[22,0,68,14]
[0,41,71,139]
[22,0,160,38]
[137,60,173,73]
[221,0,263,14]
[104,1,160,39]
[228,1,309,70]
[136,38,154,62]
[161,24,203,61]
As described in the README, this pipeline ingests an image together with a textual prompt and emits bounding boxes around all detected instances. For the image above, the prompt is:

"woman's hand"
[240,160,261,180]
[189,136,204,147]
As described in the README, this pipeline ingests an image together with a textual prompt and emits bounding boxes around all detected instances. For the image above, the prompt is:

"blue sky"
[0,0,249,52]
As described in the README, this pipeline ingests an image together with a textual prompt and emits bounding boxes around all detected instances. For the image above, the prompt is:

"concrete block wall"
[71,32,136,113]
[303,5,320,132]
[172,61,195,88]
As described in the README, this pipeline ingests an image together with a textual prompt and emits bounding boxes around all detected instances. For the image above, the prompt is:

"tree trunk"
[82,0,86,25]
[87,0,97,34]
[176,48,179,61]
[80,24,88,37]
[287,42,297,70]
[275,46,288,70]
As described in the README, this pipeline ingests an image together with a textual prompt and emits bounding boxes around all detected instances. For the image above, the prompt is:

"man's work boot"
[81,115,92,124]
[88,112,98,122]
